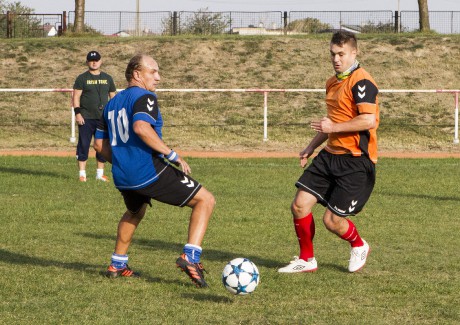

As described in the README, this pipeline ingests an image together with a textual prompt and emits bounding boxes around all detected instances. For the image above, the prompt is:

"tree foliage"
[0,0,45,38]
[65,22,102,36]
[360,21,395,33]
[182,9,228,34]
[162,8,228,35]
[160,15,174,35]
[287,18,332,33]
[0,0,34,14]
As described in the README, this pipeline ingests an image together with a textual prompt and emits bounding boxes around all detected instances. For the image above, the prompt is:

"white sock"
[96,169,104,178]
[79,170,86,178]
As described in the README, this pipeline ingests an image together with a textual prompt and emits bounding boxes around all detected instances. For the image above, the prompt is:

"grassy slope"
[0,34,459,152]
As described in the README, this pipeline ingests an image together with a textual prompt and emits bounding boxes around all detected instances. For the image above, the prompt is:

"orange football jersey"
[324,67,379,163]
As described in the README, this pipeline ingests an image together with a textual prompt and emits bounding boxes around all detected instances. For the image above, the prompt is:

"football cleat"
[176,254,208,288]
[79,176,87,182]
[96,175,109,182]
[105,265,140,278]
[348,239,370,272]
[278,256,318,273]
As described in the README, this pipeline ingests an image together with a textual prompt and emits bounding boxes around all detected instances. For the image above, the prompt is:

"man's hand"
[311,117,334,134]
[165,150,191,175]
[311,114,376,134]
[176,157,191,175]
[76,114,85,126]
[298,131,328,168]
[299,147,314,168]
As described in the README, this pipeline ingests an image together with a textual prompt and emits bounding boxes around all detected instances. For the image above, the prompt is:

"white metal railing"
[0,88,459,144]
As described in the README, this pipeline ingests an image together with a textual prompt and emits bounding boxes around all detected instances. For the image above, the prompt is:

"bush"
[287,18,332,33]
[162,8,229,35]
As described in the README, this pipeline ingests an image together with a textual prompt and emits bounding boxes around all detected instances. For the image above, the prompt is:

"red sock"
[340,219,364,247]
[294,213,315,261]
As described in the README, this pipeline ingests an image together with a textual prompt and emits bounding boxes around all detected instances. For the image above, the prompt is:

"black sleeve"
[351,79,379,105]
[133,94,160,121]
[108,75,117,92]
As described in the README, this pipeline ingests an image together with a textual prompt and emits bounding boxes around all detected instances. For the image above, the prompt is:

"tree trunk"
[418,0,430,32]
[74,0,85,33]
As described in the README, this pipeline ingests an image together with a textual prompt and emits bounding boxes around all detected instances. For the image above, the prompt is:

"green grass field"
[1,156,459,324]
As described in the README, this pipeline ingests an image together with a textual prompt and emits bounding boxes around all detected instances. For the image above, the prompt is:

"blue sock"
[183,244,202,263]
[111,253,128,269]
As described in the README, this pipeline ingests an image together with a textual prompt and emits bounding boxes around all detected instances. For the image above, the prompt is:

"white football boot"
[348,239,370,272]
[278,256,317,273]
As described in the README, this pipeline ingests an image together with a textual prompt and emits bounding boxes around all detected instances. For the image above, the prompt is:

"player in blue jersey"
[94,54,215,288]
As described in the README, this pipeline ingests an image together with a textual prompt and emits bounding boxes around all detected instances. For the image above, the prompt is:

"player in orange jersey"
[279,31,379,273]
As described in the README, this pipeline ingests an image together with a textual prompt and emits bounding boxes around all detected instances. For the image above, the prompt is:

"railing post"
[119,12,122,34]
[7,11,12,38]
[229,12,232,34]
[395,11,399,33]
[454,92,459,144]
[70,91,76,143]
[263,91,268,142]
[173,11,178,35]
[62,11,67,34]
[283,11,288,35]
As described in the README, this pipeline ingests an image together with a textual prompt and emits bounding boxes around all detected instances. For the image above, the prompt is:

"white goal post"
[0,88,459,144]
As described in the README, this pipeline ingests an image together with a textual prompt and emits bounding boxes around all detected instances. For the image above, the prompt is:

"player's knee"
[291,200,310,218]
[126,204,147,220]
[291,190,316,217]
[188,188,215,213]
[202,190,216,212]
[322,218,333,231]
[322,212,342,231]
[290,201,301,216]
[132,210,146,221]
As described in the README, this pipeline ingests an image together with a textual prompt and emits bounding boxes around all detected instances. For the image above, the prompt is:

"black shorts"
[120,159,202,214]
[296,150,376,217]
[76,119,106,163]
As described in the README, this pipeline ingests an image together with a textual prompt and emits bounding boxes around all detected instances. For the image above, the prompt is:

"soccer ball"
[222,258,260,295]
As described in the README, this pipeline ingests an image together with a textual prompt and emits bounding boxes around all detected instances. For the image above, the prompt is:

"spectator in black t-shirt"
[73,50,116,182]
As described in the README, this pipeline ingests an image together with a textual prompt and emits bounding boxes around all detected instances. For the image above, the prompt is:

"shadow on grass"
[97,270,184,286]
[181,292,233,303]
[78,232,283,269]
[0,247,178,284]
[0,166,64,178]
[375,190,460,202]
[319,262,348,273]
[0,247,99,272]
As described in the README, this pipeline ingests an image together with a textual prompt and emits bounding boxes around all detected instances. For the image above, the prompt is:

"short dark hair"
[331,31,357,49]
[125,54,145,82]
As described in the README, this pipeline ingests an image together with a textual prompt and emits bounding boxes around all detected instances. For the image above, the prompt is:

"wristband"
[166,150,178,163]
[74,107,81,115]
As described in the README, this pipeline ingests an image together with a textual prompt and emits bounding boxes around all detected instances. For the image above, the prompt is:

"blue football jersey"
[95,86,164,190]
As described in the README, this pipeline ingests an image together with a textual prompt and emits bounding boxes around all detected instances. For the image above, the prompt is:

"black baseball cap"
[86,51,101,62]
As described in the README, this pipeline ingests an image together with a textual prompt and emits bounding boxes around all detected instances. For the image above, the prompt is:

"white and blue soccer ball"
[222,258,260,295]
